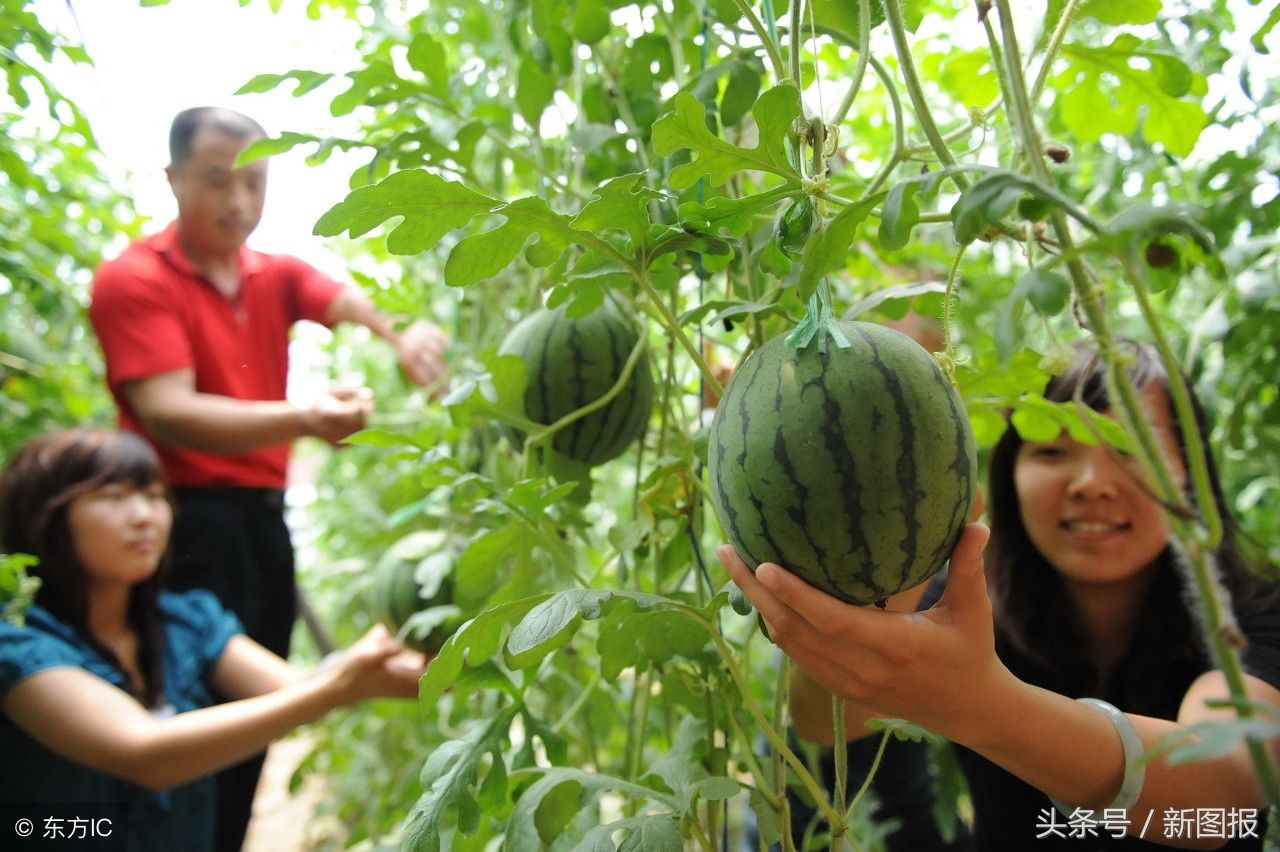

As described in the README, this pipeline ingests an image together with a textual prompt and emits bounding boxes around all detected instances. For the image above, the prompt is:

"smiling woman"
[720,340,1280,850]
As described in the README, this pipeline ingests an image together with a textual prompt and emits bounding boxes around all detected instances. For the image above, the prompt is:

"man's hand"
[303,386,373,446]
[395,319,449,394]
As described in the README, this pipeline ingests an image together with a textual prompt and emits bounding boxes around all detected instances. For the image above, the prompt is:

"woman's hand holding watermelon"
[717,522,1013,746]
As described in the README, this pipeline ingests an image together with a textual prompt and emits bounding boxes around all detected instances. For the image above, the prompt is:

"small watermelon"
[708,322,976,605]
[370,531,463,653]
[499,300,653,465]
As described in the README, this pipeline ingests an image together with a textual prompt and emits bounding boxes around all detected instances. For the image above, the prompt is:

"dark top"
[0,590,242,851]
[917,572,1280,850]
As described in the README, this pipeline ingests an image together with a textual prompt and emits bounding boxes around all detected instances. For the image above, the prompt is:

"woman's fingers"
[936,522,991,617]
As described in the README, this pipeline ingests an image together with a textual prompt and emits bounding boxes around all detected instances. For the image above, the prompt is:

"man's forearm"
[139,392,310,454]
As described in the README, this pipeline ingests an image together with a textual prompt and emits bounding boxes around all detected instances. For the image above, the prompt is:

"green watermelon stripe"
[808,363,883,600]
[535,309,564,425]
[923,364,976,572]
[734,352,795,570]
[714,350,768,568]
[857,327,926,596]
[563,320,590,460]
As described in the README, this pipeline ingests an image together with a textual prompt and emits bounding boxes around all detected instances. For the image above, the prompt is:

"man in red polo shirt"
[88,106,447,851]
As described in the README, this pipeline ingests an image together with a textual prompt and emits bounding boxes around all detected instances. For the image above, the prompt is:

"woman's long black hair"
[0,429,171,707]
[985,341,1277,714]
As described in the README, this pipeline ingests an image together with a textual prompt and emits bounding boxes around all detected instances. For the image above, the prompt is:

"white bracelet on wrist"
[1051,697,1146,815]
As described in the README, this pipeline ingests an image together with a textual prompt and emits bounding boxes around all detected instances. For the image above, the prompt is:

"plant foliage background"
[3,0,1279,849]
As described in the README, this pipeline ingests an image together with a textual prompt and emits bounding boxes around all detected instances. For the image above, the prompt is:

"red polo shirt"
[89,222,345,488]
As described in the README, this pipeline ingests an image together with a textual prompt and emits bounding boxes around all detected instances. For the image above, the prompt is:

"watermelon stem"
[785,290,851,353]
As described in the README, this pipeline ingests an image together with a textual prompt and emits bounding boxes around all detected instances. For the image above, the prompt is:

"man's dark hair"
[169,107,266,168]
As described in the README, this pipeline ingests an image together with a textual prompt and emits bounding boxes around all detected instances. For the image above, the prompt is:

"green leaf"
[596,604,714,681]
[572,0,611,44]
[234,70,334,96]
[653,86,803,189]
[798,194,882,300]
[678,190,791,238]
[1079,0,1161,25]
[402,707,519,852]
[507,769,678,851]
[879,180,922,250]
[720,58,763,128]
[842,280,947,321]
[419,596,551,708]
[1057,37,1208,156]
[748,787,782,845]
[445,197,589,287]
[808,0,887,47]
[314,170,495,254]
[643,717,719,803]
[234,132,319,165]
[1020,268,1072,316]
[408,33,450,100]
[865,717,943,743]
[952,170,1098,245]
[516,53,556,126]
[575,814,682,852]
[442,352,529,429]
[571,174,666,250]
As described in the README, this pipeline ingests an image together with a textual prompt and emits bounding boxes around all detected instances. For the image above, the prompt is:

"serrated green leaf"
[234,70,334,96]
[1057,38,1208,156]
[678,190,789,238]
[314,170,495,254]
[403,708,518,852]
[234,132,319,166]
[653,86,802,189]
[571,173,665,249]
[445,196,587,287]
[798,194,882,299]
[419,596,550,708]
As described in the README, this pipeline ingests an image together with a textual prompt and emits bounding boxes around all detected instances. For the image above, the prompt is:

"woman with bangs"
[0,428,427,851]
[721,342,1280,849]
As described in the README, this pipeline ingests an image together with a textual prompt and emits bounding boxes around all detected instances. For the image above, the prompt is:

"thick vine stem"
[1120,254,1223,549]
[831,0,873,128]
[690,617,845,829]
[831,696,849,845]
[1029,0,1085,108]
[635,271,725,398]
[882,0,969,189]
[992,0,1280,806]
[731,0,789,82]
[861,56,907,199]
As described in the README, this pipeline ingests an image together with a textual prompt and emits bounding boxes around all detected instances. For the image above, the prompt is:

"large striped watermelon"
[499,300,653,465]
[709,322,976,605]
